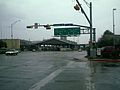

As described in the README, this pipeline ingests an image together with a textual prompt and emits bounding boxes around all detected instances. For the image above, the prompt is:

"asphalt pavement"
[91,59,120,90]
[1,51,120,90]
[0,51,90,90]
[29,55,90,90]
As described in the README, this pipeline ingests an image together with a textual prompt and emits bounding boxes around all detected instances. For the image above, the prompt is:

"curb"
[91,59,120,62]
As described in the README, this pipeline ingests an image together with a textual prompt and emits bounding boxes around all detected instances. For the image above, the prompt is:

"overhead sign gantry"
[26,23,96,41]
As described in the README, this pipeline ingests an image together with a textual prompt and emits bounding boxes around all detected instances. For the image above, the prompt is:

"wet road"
[0,51,89,90]
[91,60,120,90]
[1,51,120,90]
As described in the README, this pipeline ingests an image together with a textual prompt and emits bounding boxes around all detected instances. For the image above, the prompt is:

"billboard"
[54,27,80,36]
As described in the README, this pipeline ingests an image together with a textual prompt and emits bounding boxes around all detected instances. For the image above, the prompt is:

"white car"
[5,49,19,55]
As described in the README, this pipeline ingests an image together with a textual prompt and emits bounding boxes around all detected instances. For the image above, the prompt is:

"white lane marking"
[86,61,96,90]
[29,61,74,90]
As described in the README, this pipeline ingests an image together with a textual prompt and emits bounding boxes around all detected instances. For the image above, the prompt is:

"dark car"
[101,46,120,58]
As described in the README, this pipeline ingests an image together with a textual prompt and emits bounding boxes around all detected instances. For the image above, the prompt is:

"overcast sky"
[0,0,120,44]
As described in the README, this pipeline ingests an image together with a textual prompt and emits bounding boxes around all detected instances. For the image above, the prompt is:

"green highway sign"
[54,27,80,36]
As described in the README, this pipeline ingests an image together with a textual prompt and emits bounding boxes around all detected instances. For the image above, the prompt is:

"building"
[30,38,79,51]
[1,39,20,49]
[0,39,31,50]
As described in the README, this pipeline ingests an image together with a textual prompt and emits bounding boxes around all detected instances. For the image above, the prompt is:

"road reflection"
[91,60,120,90]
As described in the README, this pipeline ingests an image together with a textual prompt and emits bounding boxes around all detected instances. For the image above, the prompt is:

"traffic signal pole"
[75,0,93,57]
[76,0,91,25]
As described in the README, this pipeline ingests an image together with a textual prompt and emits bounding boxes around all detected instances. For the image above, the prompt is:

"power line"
[83,0,90,7]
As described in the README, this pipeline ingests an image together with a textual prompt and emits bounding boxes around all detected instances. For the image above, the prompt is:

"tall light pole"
[11,20,21,39]
[11,20,21,48]
[113,8,116,47]
[90,2,92,46]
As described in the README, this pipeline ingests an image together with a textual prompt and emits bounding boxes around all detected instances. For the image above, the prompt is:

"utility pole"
[90,2,93,50]
[1,25,2,39]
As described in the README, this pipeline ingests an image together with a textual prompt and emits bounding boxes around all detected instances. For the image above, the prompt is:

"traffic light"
[53,23,73,26]
[34,23,38,29]
[26,26,33,28]
[44,24,51,30]
[74,4,80,11]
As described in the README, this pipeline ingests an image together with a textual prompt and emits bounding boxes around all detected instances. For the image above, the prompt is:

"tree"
[103,30,113,35]
[97,30,113,48]
[0,40,7,48]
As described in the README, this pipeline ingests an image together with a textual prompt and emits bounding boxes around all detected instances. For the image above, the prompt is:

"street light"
[113,8,116,47]
[11,20,21,39]
[11,20,21,48]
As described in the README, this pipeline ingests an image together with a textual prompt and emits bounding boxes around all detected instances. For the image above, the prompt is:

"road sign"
[54,27,80,36]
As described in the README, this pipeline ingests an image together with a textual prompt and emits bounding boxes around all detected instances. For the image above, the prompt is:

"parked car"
[101,46,120,58]
[5,49,19,56]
